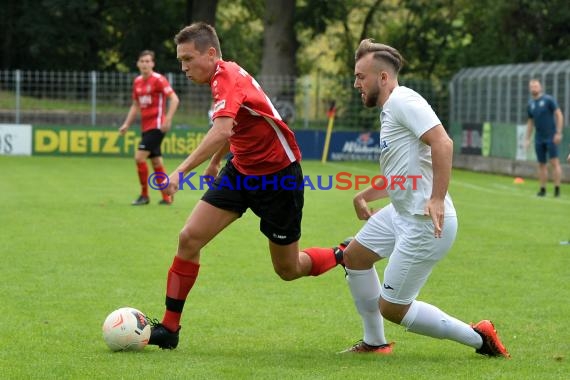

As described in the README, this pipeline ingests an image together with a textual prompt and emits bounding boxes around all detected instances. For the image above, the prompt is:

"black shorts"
[201,160,304,245]
[138,129,166,158]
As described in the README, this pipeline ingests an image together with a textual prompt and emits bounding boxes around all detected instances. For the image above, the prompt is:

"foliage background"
[2,0,570,80]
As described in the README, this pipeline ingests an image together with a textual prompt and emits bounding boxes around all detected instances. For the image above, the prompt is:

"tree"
[258,0,297,107]
[295,0,387,128]
[215,0,264,74]
[0,0,107,70]
[260,0,297,77]
[2,0,569,82]
[185,0,218,25]
[0,1,24,68]
[97,0,186,72]
[386,0,469,79]
[460,0,570,67]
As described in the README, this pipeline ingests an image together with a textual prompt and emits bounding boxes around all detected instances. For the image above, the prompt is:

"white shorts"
[355,203,458,305]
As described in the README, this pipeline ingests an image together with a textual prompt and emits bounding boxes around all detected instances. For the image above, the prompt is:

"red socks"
[136,162,170,201]
[160,249,336,331]
[153,164,171,201]
[162,256,200,332]
[303,247,337,276]
[136,162,149,197]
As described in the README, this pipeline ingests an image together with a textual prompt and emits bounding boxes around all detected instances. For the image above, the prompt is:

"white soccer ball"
[102,307,151,351]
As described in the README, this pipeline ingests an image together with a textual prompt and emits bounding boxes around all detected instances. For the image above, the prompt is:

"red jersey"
[132,72,174,132]
[210,60,302,175]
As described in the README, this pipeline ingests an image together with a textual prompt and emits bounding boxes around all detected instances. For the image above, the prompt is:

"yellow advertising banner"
[33,126,207,157]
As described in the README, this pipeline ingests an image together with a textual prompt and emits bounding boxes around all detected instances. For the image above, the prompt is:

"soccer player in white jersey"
[340,39,510,358]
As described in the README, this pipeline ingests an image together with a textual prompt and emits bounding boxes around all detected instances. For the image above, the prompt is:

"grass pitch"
[1,156,568,379]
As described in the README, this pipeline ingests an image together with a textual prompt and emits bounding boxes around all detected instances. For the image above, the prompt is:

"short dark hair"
[355,39,404,74]
[138,50,155,60]
[174,22,222,56]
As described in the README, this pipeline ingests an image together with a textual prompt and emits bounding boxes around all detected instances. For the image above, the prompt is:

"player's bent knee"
[273,265,301,281]
[178,227,191,245]
[343,249,376,270]
[177,227,201,258]
[343,250,357,268]
[379,299,409,324]
[379,308,401,324]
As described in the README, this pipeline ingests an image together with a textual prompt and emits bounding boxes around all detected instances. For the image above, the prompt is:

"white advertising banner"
[0,124,32,155]
[515,124,536,161]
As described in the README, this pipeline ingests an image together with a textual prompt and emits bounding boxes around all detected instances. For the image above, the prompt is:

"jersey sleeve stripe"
[243,105,296,163]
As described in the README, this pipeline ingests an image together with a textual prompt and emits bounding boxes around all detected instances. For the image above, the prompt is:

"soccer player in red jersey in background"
[147,22,346,349]
[119,50,180,205]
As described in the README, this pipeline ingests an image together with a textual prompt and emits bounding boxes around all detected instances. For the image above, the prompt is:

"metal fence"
[450,60,570,126]
[0,70,447,131]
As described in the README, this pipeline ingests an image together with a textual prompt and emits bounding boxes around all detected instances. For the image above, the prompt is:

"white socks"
[400,300,483,348]
[346,268,483,349]
[345,267,387,346]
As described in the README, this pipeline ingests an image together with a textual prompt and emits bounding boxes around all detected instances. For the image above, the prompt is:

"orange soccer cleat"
[472,320,511,358]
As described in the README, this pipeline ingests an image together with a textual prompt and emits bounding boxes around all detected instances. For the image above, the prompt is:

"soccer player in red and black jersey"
[147,23,345,349]
[119,50,180,205]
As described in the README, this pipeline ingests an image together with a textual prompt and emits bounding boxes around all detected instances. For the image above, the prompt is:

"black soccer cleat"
[131,195,150,206]
[148,321,180,349]
[333,237,354,266]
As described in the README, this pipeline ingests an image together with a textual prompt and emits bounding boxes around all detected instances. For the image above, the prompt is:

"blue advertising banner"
[327,131,381,161]
[294,130,324,160]
[294,130,381,161]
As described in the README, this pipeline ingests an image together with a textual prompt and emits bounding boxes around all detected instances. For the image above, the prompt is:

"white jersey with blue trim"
[379,86,456,217]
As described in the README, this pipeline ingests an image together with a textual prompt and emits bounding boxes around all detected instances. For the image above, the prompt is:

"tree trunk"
[260,0,297,77]
[260,0,297,122]
[186,0,218,26]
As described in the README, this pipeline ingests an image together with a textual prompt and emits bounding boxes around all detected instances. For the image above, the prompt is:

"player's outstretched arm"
[165,117,233,195]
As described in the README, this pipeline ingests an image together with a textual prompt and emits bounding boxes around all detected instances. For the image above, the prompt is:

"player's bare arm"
[163,92,180,132]
[352,177,389,220]
[165,116,233,195]
[420,124,452,238]
[119,102,139,135]
[204,140,230,178]
[524,119,534,148]
[554,108,564,144]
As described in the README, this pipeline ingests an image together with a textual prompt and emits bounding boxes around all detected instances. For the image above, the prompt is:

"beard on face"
[364,85,379,107]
